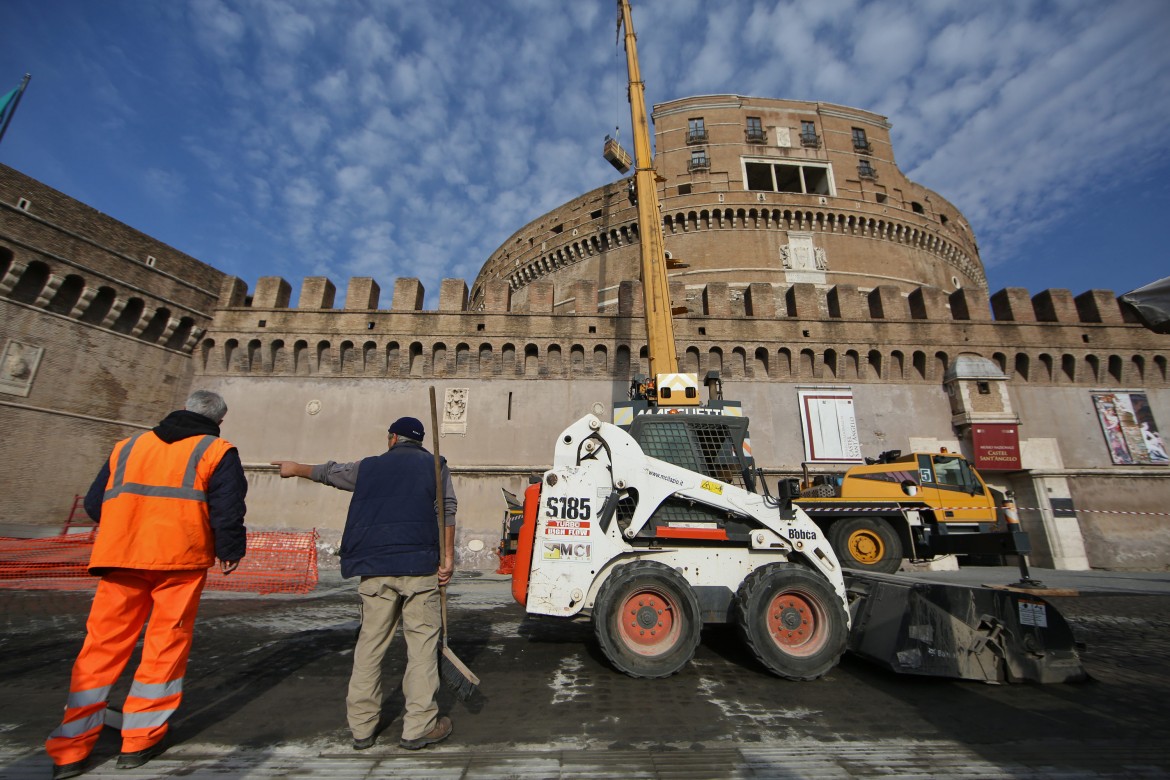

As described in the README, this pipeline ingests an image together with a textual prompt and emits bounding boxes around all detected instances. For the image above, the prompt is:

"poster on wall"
[1091,392,1169,465]
[798,388,863,462]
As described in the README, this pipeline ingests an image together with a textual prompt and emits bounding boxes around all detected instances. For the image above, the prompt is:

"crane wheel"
[735,564,847,680]
[830,516,902,574]
[592,560,701,679]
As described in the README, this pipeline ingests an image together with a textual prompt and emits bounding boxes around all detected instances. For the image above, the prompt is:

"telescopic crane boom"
[613,0,697,406]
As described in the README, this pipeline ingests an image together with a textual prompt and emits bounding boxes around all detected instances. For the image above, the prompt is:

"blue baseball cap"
[388,416,425,440]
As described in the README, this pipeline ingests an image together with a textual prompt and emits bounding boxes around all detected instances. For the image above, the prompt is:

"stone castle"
[2,95,1167,571]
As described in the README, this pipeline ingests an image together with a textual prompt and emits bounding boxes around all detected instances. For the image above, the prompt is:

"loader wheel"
[735,564,847,681]
[830,516,902,574]
[592,560,701,679]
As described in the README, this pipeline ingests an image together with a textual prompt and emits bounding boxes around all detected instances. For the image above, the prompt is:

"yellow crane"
[608,0,699,409]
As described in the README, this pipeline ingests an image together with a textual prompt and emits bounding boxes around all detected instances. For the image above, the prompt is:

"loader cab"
[627,414,756,492]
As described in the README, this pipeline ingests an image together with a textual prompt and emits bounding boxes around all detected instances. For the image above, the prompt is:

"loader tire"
[735,564,847,681]
[592,560,701,679]
[830,516,902,574]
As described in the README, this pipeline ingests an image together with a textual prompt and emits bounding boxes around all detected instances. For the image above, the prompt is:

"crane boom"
[617,0,678,386]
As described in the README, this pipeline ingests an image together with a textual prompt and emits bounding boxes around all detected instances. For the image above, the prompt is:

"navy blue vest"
[339,442,441,579]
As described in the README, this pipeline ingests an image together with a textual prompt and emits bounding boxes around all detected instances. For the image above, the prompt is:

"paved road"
[2,568,1169,779]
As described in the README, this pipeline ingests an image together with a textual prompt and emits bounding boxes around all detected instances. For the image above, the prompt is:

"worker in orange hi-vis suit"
[45,390,247,780]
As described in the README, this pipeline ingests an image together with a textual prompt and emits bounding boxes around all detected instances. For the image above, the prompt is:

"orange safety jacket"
[89,432,236,574]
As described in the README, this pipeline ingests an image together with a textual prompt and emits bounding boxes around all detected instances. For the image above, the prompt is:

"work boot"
[51,760,86,780]
[352,734,376,750]
[115,739,168,769]
[399,716,452,750]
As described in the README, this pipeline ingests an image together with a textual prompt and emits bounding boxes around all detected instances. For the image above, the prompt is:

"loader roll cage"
[627,415,756,492]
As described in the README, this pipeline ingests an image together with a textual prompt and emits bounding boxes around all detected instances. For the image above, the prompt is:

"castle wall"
[0,164,223,527]
[201,273,1170,572]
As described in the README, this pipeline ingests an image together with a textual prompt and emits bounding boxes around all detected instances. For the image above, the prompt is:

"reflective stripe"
[184,436,216,489]
[109,433,146,494]
[105,483,207,501]
[104,435,215,502]
[49,709,105,739]
[65,684,112,709]
[128,678,183,700]
[122,708,176,731]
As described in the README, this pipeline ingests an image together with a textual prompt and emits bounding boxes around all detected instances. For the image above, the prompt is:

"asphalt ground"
[2,567,1170,779]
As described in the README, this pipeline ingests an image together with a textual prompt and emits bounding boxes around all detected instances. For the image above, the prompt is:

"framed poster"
[798,388,862,462]
[1091,392,1168,465]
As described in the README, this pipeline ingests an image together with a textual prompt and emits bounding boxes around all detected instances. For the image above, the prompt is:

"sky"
[1,0,1168,309]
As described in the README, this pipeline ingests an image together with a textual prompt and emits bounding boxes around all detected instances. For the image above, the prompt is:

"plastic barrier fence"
[0,530,319,594]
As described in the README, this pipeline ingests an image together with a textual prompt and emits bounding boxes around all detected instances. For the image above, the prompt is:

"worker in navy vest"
[271,415,456,750]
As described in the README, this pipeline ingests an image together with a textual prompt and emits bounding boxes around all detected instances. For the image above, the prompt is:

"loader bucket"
[844,571,1086,684]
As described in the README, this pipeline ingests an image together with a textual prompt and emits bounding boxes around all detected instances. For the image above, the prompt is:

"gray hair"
[186,390,228,424]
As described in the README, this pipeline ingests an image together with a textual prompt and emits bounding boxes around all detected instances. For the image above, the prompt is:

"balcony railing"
[686,129,708,144]
[688,157,710,172]
[745,128,767,144]
[857,162,878,180]
[853,140,873,154]
[800,132,821,148]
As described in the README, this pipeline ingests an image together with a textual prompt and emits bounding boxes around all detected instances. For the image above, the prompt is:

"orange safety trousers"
[45,568,207,766]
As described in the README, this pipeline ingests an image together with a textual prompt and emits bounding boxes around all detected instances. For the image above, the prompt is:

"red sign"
[971,424,1021,471]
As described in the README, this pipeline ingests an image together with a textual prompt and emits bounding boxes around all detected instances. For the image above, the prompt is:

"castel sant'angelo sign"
[1,92,1167,571]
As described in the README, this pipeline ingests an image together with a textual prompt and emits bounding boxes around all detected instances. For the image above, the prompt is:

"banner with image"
[1091,392,1168,465]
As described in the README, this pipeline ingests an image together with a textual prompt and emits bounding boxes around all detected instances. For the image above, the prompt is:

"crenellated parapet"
[201,275,1168,388]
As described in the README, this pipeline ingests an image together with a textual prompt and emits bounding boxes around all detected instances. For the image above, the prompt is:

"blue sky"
[2,0,1168,308]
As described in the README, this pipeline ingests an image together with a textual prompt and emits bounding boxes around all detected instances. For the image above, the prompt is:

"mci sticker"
[543,541,592,562]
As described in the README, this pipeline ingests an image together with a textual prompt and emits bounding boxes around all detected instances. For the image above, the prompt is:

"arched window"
[912,351,927,380]
[570,344,585,376]
[139,307,171,343]
[777,348,792,377]
[524,344,540,377]
[386,341,401,376]
[409,342,424,376]
[9,261,49,304]
[867,350,883,380]
[363,341,379,374]
[340,340,356,375]
[224,339,239,372]
[317,340,332,374]
[270,339,286,373]
[111,297,144,334]
[1061,354,1076,383]
[753,347,769,378]
[823,349,838,379]
[46,274,85,315]
[1014,353,1030,382]
[479,343,494,375]
[684,347,701,374]
[1107,355,1123,382]
[200,339,215,372]
[593,345,608,375]
[80,286,116,325]
[433,343,447,377]
[615,345,631,376]
[165,317,195,351]
[247,339,262,372]
[294,340,310,375]
[456,343,471,376]
[547,344,563,376]
[501,343,517,375]
[889,350,905,380]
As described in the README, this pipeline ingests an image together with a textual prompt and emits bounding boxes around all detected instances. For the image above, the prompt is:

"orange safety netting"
[0,530,319,594]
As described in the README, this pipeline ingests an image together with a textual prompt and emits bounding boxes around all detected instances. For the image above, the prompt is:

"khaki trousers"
[347,574,441,741]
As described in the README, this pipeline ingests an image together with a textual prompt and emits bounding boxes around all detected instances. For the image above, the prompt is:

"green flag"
[0,86,19,120]
[0,74,30,146]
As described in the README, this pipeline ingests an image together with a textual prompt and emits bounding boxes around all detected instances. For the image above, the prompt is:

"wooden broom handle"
[429,387,450,642]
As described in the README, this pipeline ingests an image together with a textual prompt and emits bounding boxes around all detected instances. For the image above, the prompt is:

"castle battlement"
[202,275,1167,388]
[217,274,1138,326]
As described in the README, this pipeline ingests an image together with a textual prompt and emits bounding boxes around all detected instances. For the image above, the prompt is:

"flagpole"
[0,74,31,147]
